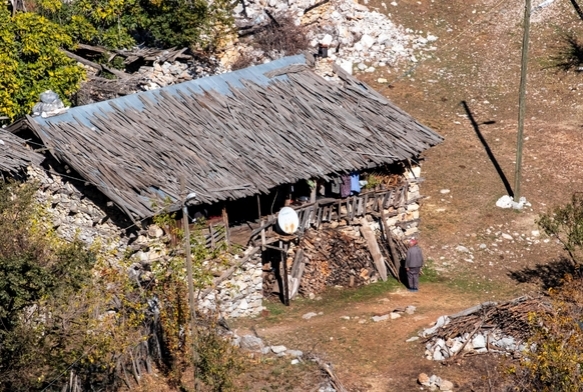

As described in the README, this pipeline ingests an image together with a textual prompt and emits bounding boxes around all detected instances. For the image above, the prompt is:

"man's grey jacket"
[405,245,424,268]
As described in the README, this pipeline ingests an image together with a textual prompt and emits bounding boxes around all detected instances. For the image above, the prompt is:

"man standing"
[405,238,424,292]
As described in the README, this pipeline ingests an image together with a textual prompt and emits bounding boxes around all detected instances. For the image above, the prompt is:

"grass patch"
[442,270,521,299]
[263,301,287,320]
[420,259,442,283]
[323,278,402,304]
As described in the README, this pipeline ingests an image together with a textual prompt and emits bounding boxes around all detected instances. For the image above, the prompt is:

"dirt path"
[236,281,506,391]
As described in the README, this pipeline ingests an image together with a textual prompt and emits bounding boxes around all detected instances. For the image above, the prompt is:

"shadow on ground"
[508,256,583,290]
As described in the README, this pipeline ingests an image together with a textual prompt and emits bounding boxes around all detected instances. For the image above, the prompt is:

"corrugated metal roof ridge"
[33,54,308,129]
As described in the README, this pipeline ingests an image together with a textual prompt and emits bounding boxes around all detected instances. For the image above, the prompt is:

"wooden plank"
[222,206,230,246]
[378,199,400,281]
[281,241,290,306]
[359,218,387,281]
[209,224,216,249]
[316,205,323,228]
[261,221,266,250]
[382,191,391,210]
[364,193,369,213]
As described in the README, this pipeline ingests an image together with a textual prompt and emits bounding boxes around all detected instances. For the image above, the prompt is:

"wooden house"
[5,54,442,311]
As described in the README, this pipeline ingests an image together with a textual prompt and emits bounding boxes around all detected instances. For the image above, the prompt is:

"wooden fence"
[248,183,415,246]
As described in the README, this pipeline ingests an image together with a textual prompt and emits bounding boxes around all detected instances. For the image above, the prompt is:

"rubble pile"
[422,296,550,361]
[137,58,225,91]
[234,0,437,73]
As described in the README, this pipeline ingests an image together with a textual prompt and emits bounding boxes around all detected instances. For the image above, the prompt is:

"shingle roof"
[0,129,43,174]
[15,54,442,220]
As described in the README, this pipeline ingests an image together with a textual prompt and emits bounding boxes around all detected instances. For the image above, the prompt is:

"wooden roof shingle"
[15,54,443,220]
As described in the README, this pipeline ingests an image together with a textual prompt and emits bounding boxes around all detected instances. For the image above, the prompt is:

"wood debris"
[423,296,552,361]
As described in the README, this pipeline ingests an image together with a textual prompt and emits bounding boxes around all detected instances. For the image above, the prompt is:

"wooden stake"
[222,206,230,247]
[180,176,200,379]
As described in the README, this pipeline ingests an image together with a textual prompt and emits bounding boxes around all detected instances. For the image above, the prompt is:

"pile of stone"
[137,58,225,91]
[421,296,549,361]
[418,373,454,391]
[234,0,437,74]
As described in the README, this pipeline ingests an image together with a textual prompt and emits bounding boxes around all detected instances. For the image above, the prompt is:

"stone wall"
[27,164,264,319]
[199,249,265,318]
[28,165,128,255]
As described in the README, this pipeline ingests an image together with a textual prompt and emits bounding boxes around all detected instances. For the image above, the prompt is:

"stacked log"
[298,226,378,295]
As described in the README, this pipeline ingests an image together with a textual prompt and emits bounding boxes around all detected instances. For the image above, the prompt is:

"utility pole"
[180,176,199,373]
[514,0,531,202]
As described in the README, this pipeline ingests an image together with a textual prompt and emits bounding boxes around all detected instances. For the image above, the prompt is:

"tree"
[511,276,583,392]
[33,0,235,50]
[0,8,85,121]
[537,192,583,264]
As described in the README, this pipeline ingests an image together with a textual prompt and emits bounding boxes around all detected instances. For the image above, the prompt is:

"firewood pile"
[422,296,552,361]
[298,227,378,295]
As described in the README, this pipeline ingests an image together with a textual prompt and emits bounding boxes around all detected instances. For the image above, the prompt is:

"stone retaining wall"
[26,165,264,319]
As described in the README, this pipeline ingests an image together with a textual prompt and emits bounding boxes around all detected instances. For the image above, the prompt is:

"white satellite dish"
[277,207,299,234]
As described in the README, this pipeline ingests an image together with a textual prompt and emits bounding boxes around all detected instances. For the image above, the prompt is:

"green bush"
[33,0,235,50]
[0,9,85,121]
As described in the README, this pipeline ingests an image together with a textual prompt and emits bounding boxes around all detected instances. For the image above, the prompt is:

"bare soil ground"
[230,0,583,391]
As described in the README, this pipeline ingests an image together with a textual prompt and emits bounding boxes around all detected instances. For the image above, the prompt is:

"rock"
[440,189,450,194]
[479,243,487,249]
[405,305,416,314]
[270,345,287,354]
[389,312,401,319]
[340,316,350,320]
[359,34,375,49]
[147,224,164,238]
[531,230,540,237]
[423,315,450,337]
[240,335,264,351]
[418,373,431,386]
[406,336,419,342]
[291,359,300,365]
[286,349,303,357]
[455,245,470,253]
[377,78,388,83]
[371,314,389,322]
[338,60,353,75]
[365,67,376,72]
[501,233,513,240]
[450,340,464,354]
[472,334,486,349]
[302,312,319,320]
[439,379,454,391]
[433,348,444,361]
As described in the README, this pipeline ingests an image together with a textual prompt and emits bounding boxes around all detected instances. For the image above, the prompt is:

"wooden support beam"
[222,206,230,247]
[360,218,387,281]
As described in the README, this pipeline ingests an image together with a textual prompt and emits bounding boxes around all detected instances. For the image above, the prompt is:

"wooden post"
[378,200,400,281]
[359,218,387,281]
[514,0,531,202]
[280,240,290,306]
[310,180,317,203]
[209,224,216,249]
[222,206,230,247]
[180,176,200,376]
